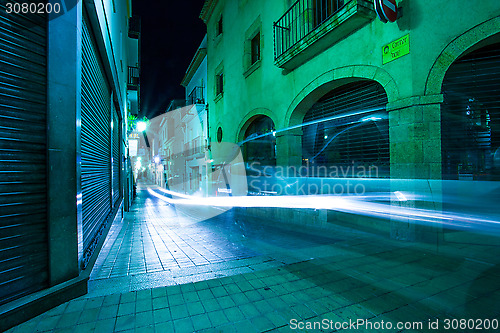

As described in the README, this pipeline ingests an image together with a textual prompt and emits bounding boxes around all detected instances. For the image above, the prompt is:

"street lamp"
[136,121,147,132]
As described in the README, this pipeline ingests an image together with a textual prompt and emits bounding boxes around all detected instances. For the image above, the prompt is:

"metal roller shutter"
[442,43,500,181]
[0,4,48,305]
[112,105,120,205]
[81,14,112,266]
[242,116,276,166]
[302,80,389,177]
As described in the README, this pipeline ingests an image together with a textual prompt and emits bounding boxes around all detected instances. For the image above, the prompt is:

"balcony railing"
[187,86,205,105]
[183,137,205,158]
[274,0,345,60]
[128,66,140,90]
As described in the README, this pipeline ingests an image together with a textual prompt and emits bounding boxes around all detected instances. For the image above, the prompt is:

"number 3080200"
[6,2,61,14]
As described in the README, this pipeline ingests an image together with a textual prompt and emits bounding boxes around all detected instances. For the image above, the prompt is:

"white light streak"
[147,187,500,233]
[394,191,407,202]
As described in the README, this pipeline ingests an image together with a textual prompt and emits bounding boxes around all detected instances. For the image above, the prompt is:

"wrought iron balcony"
[274,0,345,57]
[273,0,374,71]
[187,86,205,105]
[127,66,140,90]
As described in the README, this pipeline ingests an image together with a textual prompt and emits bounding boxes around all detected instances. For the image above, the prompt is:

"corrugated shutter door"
[442,43,500,181]
[302,80,389,176]
[81,15,112,265]
[112,106,120,204]
[0,5,48,305]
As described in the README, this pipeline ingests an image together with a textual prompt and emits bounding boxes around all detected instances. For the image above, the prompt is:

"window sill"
[243,59,261,78]
[214,92,223,103]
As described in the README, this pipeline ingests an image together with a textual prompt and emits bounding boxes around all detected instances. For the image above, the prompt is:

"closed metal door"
[112,105,120,205]
[0,4,48,305]
[302,80,389,177]
[442,43,500,181]
[441,43,500,246]
[81,14,112,266]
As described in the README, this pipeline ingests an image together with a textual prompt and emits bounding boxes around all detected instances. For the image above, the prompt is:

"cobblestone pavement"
[6,184,500,332]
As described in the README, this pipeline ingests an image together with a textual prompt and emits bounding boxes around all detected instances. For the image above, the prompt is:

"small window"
[243,18,262,76]
[167,118,175,139]
[251,33,260,64]
[216,16,223,36]
[215,72,224,96]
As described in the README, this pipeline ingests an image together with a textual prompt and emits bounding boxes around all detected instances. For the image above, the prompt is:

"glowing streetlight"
[136,121,147,132]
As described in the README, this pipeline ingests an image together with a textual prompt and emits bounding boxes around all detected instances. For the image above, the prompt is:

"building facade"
[155,36,210,195]
[181,35,210,195]
[200,0,500,240]
[0,1,139,329]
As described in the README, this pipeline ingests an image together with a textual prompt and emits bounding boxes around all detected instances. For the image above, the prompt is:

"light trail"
[237,107,386,146]
[147,187,500,233]
[309,121,367,162]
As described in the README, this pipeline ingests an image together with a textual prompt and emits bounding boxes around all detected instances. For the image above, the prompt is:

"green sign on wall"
[382,34,410,64]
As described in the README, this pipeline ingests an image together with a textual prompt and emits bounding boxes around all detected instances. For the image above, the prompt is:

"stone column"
[47,3,82,284]
[387,94,443,243]
[276,128,303,167]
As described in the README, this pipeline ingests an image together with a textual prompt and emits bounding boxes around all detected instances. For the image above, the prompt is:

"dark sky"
[132,0,206,119]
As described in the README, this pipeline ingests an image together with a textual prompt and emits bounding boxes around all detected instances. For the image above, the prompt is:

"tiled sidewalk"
[7,240,500,332]
[6,185,500,332]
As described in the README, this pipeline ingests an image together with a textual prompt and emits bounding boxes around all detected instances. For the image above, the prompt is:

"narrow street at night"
[2,0,500,332]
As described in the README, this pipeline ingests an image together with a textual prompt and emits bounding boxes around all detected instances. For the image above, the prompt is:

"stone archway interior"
[302,80,389,177]
[243,115,276,167]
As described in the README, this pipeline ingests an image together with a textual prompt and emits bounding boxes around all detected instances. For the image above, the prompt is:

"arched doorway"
[441,42,500,181]
[301,80,389,177]
[242,115,276,167]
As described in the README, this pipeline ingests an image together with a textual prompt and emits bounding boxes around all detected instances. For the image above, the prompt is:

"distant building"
[157,36,209,195]
[199,1,500,240]
[181,35,209,195]
[0,1,140,329]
